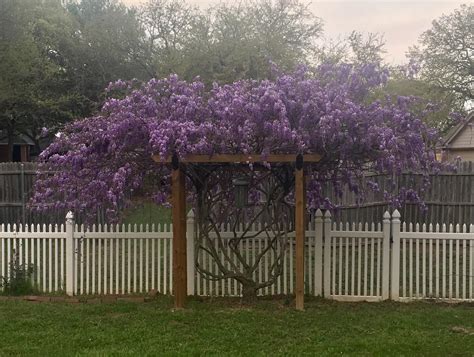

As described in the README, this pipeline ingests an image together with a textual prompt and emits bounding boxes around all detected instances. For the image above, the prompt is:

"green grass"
[123,202,172,226]
[0,297,473,355]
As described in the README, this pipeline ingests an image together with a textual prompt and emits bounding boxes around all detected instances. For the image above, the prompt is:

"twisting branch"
[187,163,295,298]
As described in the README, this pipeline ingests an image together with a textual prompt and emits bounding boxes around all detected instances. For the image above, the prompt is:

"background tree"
[377,63,464,133]
[314,30,465,133]
[0,0,86,158]
[64,0,149,106]
[314,31,386,66]
[138,0,197,78]
[139,0,323,84]
[408,4,473,108]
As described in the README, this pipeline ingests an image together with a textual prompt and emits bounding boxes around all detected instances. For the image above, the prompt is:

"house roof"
[441,112,474,148]
[0,131,34,146]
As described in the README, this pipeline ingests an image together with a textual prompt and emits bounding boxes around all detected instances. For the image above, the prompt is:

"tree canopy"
[32,63,441,221]
[1,0,324,161]
[408,4,473,108]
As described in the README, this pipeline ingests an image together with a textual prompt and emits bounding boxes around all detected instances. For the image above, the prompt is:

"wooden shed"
[0,131,33,162]
[440,112,474,162]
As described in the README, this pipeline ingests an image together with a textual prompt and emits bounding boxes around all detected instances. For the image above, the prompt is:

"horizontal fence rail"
[1,210,474,303]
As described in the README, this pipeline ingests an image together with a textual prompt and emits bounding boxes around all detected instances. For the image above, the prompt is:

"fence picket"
[471,224,474,299]
[435,223,440,298]
[449,224,453,299]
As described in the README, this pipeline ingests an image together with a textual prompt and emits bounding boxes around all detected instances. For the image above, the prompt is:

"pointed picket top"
[383,211,391,220]
[324,210,331,224]
[315,209,323,222]
[187,209,195,219]
[392,209,401,220]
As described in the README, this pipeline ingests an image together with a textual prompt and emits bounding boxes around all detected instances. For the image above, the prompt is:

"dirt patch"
[450,326,474,335]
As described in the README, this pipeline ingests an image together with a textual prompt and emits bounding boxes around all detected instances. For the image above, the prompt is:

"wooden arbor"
[152,153,321,310]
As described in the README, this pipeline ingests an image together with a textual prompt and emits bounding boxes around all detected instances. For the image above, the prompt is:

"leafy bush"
[0,250,37,296]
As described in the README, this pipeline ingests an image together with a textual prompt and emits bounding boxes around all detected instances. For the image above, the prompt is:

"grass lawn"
[123,202,172,226]
[0,297,473,355]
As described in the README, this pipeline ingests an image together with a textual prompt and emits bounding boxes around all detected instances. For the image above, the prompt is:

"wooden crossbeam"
[152,153,321,164]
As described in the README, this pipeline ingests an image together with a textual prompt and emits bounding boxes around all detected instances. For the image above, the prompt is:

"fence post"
[314,209,323,296]
[382,211,391,300]
[65,211,75,296]
[391,209,401,300]
[323,211,332,297]
[186,209,195,295]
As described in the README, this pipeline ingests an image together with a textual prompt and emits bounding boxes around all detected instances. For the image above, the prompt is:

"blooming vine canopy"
[32,63,441,221]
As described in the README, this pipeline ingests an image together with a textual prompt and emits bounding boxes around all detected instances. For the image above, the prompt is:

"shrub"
[0,250,37,296]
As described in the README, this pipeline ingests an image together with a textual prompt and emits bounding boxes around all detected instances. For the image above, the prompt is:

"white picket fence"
[1,210,474,302]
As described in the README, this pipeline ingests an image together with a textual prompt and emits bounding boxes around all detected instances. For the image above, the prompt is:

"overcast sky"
[122,0,470,64]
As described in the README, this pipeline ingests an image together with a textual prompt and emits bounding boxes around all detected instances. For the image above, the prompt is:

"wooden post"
[391,209,401,300]
[382,211,391,300]
[186,209,195,295]
[313,209,323,296]
[172,154,187,308]
[323,211,332,297]
[65,211,75,296]
[295,154,305,310]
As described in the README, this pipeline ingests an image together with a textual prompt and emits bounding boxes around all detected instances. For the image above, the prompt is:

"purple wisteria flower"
[31,63,442,221]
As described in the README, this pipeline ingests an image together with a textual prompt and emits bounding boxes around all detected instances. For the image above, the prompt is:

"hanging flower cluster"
[31,63,442,221]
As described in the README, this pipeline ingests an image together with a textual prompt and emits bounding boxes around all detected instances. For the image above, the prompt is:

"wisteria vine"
[31,63,442,221]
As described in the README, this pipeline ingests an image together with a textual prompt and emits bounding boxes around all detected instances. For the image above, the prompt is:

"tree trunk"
[241,282,258,304]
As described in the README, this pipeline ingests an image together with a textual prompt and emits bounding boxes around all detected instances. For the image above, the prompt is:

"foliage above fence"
[32,63,441,222]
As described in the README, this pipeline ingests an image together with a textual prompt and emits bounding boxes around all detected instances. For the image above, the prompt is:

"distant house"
[0,131,34,162]
[440,113,474,162]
